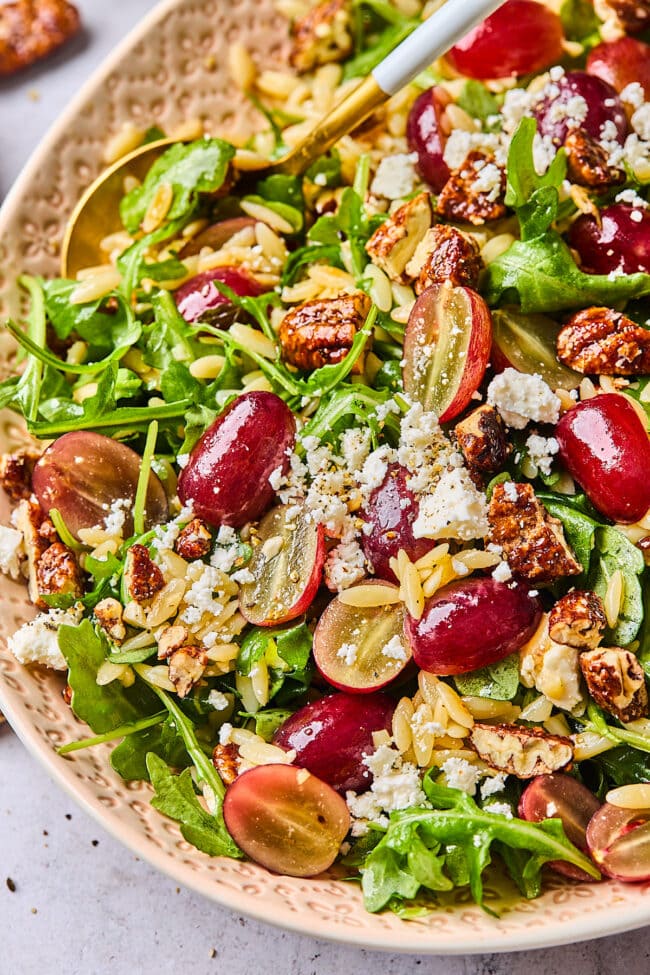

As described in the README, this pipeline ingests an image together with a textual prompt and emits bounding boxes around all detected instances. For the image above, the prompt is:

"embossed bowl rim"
[1,0,650,953]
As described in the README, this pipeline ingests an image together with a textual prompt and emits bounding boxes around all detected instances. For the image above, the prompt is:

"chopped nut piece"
[36,542,84,600]
[211,742,242,785]
[406,224,484,294]
[557,307,650,376]
[488,482,582,583]
[174,518,212,560]
[470,722,573,778]
[0,450,39,501]
[168,646,208,698]
[37,517,58,544]
[594,0,650,33]
[580,647,648,723]
[454,405,511,476]
[157,624,190,660]
[548,591,607,650]
[289,0,352,73]
[365,192,433,283]
[0,0,81,77]
[123,544,165,603]
[565,130,625,191]
[94,598,126,644]
[436,151,506,226]
[12,498,51,605]
[279,292,372,372]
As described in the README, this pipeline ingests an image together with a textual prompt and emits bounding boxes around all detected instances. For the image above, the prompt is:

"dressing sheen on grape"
[174,265,265,323]
[533,72,627,147]
[406,87,451,192]
[361,464,435,582]
[569,204,650,276]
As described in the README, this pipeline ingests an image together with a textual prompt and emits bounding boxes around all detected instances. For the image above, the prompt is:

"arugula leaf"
[456,81,499,125]
[309,183,384,282]
[585,702,650,755]
[281,243,345,288]
[560,0,601,44]
[504,118,567,215]
[43,279,141,354]
[300,383,401,447]
[237,622,313,703]
[58,619,159,734]
[592,744,650,786]
[120,138,235,233]
[111,715,190,781]
[147,754,242,858]
[239,708,294,741]
[360,778,599,913]
[255,173,303,210]
[589,526,645,645]
[11,275,46,422]
[305,151,342,188]
[539,496,597,578]
[453,654,520,701]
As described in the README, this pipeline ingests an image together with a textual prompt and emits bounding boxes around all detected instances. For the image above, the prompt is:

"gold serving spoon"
[61,0,504,278]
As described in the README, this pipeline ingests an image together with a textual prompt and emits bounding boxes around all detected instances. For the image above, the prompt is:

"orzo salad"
[5,0,650,914]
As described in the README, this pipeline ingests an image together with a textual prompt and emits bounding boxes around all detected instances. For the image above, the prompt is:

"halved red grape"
[223,764,350,877]
[586,803,650,882]
[555,394,650,523]
[587,37,650,100]
[179,217,256,258]
[174,266,265,323]
[519,774,601,881]
[178,391,295,528]
[313,582,410,692]
[361,464,435,582]
[568,204,650,276]
[491,308,582,390]
[32,431,168,539]
[239,503,325,626]
[273,692,395,793]
[406,87,451,193]
[405,578,541,675]
[533,72,627,148]
[403,283,492,422]
[445,0,564,80]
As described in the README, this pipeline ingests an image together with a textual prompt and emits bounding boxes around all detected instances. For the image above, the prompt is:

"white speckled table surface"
[1,2,650,971]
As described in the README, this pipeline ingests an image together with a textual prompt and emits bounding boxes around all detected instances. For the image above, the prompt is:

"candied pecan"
[565,130,625,191]
[289,0,352,73]
[36,542,84,600]
[174,518,212,560]
[557,307,650,376]
[94,597,126,644]
[488,482,582,583]
[365,192,433,283]
[279,292,372,372]
[436,151,506,226]
[454,405,510,476]
[0,0,81,77]
[580,647,648,723]
[37,517,58,544]
[406,224,484,293]
[123,544,165,603]
[212,742,242,786]
[168,646,208,698]
[548,591,607,650]
[594,0,650,32]
[157,624,189,660]
[470,722,573,778]
[0,450,39,501]
[13,498,51,605]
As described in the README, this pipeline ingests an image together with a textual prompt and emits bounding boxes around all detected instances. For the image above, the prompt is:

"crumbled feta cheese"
[337,642,358,666]
[526,434,559,476]
[503,480,519,502]
[153,501,195,550]
[268,466,284,491]
[620,83,645,110]
[440,757,482,796]
[615,187,648,209]
[382,634,406,661]
[208,690,230,711]
[340,427,371,472]
[492,560,513,583]
[480,772,508,798]
[324,534,366,591]
[397,403,454,494]
[487,368,560,429]
[483,801,513,818]
[443,130,506,170]
[370,152,419,200]
[630,209,644,224]
[231,567,255,585]
[176,453,190,469]
[374,398,400,422]
[472,161,503,202]
[631,104,650,143]
[0,525,24,580]
[219,722,233,745]
[8,605,83,671]
[104,497,131,536]
[346,744,427,835]
[413,468,489,542]
[180,564,226,626]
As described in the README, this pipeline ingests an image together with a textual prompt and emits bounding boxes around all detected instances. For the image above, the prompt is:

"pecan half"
[557,307,650,375]
[289,0,352,74]
[157,624,190,660]
[168,646,208,698]
[212,742,242,786]
[0,450,39,501]
[454,405,511,476]
[580,647,649,723]
[548,590,607,650]
[365,192,433,283]
[12,498,51,606]
[94,597,126,644]
[0,0,81,77]
[470,722,573,778]
[279,292,372,372]
[565,130,626,191]
[488,482,582,583]
[436,151,506,226]
[123,544,165,603]
[406,224,484,294]
[174,518,212,561]
[36,542,84,600]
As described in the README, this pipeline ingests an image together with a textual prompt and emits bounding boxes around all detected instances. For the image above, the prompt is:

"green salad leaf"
[453,653,520,701]
[111,716,190,781]
[589,526,644,646]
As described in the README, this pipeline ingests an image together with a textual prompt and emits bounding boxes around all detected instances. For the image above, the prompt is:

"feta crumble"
[0,525,24,580]
[345,744,427,835]
[381,634,407,661]
[413,467,489,541]
[7,605,83,671]
[207,690,230,711]
[337,642,358,666]
[440,757,482,796]
[370,152,419,200]
[487,369,560,430]
[480,773,508,798]
[526,434,559,476]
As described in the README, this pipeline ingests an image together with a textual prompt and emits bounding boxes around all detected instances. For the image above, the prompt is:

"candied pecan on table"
[289,0,352,74]
[436,151,506,226]
[470,722,573,778]
[168,646,208,698]
[565,130,625,191]
[557,307,650,376]
[174,518,212,560]
[212,742,242,786]
[0,450,39,501]
[0,0,81,77]
[488,482,582,583]
[406,224,484,293]
[548,590,607,650]
[123,543,165,603]
[453,405,510,476]
[580,647,649,723]
[279,292,372,373]
[365,192,433,283]
[36,541,84,602]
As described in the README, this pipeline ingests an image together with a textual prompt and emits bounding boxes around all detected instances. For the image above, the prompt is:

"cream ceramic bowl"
[0,0,649,952]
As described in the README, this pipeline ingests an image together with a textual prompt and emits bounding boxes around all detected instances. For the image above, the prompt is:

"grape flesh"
[406,87,451,192]
[174,266,265,323]
[361,464,435,582]
[569,204,650,276]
